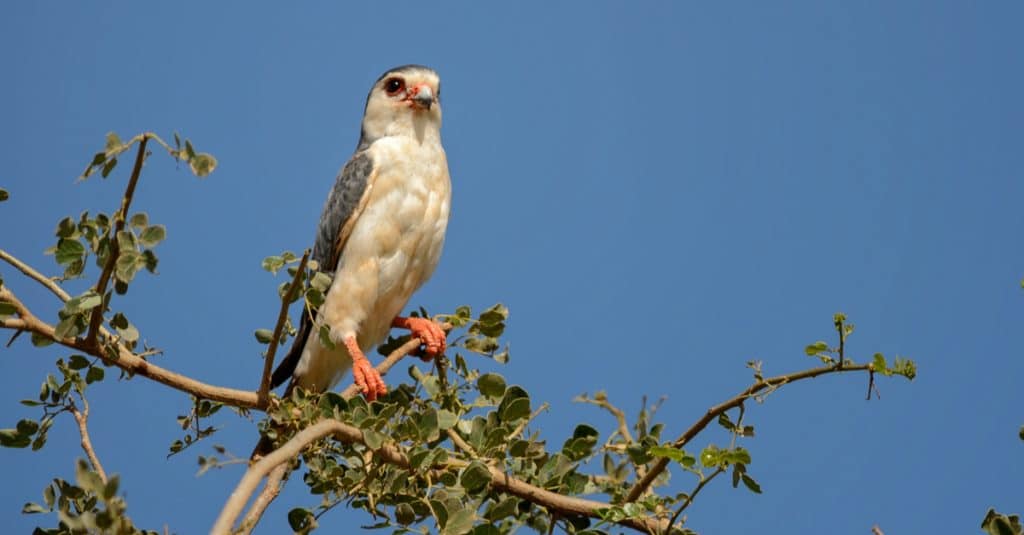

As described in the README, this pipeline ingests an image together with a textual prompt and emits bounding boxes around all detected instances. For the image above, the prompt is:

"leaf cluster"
[23,460,156,535]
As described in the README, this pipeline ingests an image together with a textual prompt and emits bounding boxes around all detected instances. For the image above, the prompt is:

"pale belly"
[294,137,450,391]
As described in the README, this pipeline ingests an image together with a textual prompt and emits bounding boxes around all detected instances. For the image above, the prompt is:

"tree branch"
[214,419,666,535]
[624,363,871,503]
[0,286,261,408]
[86,135,150,348]
[0,248,72,302]
[70,398,107,484]
[667,466,725,529]
[236,463,289,535]
[257,250,310,407]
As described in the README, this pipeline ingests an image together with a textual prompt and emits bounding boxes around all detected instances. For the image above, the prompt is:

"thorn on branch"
[866,369,880,401]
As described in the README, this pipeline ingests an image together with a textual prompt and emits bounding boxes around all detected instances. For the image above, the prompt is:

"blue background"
[2,2,1022,533]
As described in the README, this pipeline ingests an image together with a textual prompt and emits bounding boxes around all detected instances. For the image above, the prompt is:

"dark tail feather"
[271,312,314,388]
[251,380,296,461]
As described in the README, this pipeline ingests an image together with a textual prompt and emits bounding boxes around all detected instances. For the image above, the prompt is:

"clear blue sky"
[2,2,1021,533]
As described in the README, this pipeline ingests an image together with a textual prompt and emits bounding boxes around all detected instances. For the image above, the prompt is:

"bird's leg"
[344,335,386,401]
[391,316,447,360]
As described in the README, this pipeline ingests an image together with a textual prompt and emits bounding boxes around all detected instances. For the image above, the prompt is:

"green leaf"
[872,353,888,373]
[437,409,458,430]
[498,386,531,423]
[804,341,829,356]
[104,132,122,153]
[650,445,694,466]
[189,153,217,177]
[562,424,600,461]
[477,373,506,399]
[305,287,324,308]
[892,357,917,380]
[981,508,1023,535]
[0,188,8,202]
[0,301,17,317]
[261,256,284,274]
[741,474,762,494]
[111,313,139,343]
[318,325,336,350]
[0,428,31,448]
[116,229,138,251]
[101,157,118,178]
[441,508,476,535]
[459,461,492,494]
[102,475,119,501]
[54,315,82,340]
[287,507,316,532]
[31,332,54,347]
[477,303,509,325]
[129,212,148,229]
[362,428,385,450]
[21,502,48,514]
[17,419,39,436]
[86,366,104,384]
[310,271,332,292]
[395,503,416,525]
[54,239,86,265]
[700,444,722,468]
[254,329,273,344]
[724,447,752,465]
[114,250,146,283]
[138,225,166,248]
[56,217,77,238]
[65,291,102,314]
[485,497,519,521]
[418,408,440,441]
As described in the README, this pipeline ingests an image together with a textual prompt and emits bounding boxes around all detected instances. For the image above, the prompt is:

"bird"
[270,65,451,401]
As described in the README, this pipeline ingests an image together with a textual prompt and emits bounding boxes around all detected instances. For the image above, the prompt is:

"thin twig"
[70,397,107,484]
[446,428,479,458]
[624,362,872,503]
[576,393,634,444]
[509,402,550,440]
[836,315,846,369]
[667,466,725,530]
[258,250,310,406]
[86,135,150,348]
[0,249,72,302]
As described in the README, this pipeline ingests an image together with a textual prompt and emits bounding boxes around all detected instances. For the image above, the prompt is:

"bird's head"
[359,65,442,148]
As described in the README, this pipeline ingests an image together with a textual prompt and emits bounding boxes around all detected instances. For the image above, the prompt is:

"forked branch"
[624,362,871,503]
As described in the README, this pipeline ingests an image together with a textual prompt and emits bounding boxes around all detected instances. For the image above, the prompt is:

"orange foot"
[392,316,447,360]
[344,335,386,401]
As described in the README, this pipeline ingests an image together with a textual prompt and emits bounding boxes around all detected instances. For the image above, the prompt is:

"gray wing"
[271,151,375,388]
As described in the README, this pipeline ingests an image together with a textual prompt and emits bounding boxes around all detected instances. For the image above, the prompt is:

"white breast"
[294,135,450,391]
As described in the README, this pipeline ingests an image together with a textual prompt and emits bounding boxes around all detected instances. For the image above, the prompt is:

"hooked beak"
[409,84,434,110]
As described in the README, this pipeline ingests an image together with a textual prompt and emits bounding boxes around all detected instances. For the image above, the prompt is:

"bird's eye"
[384,77,405,95]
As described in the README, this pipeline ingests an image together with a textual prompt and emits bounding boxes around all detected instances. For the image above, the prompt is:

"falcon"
[271,65,451,401]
